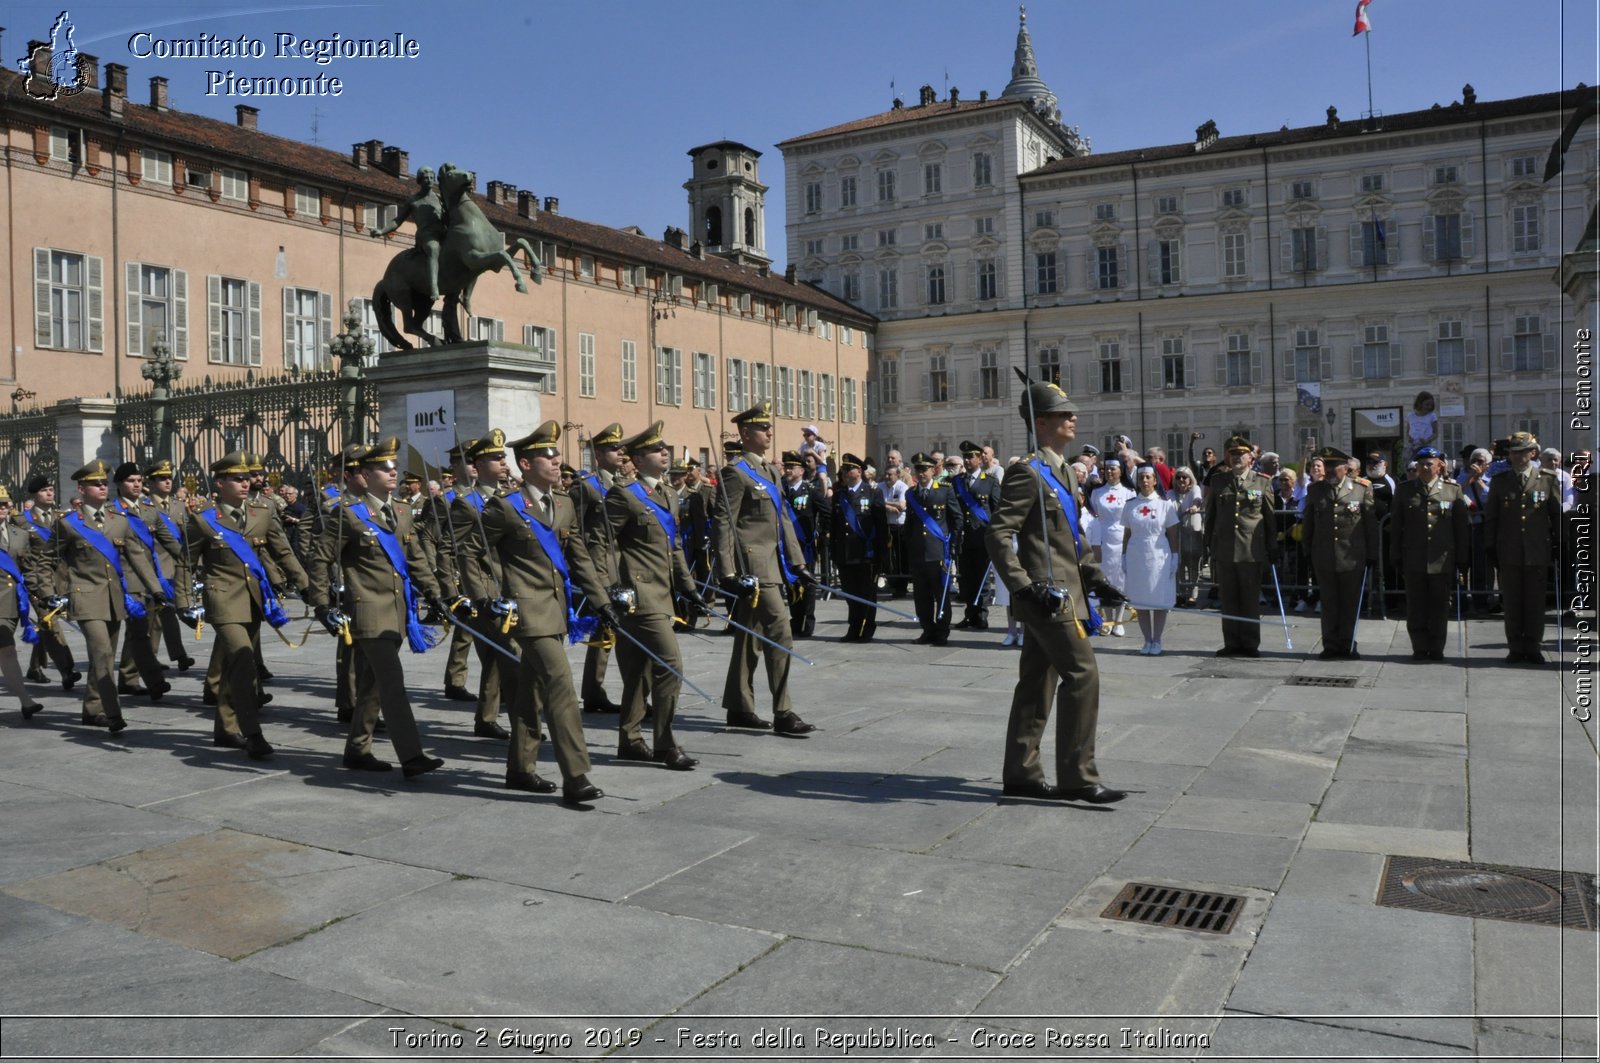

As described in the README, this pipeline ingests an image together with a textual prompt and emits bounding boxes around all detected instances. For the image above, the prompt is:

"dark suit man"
[829,454,885,642]
[1391,446,1470,660]
[1484,432,1563,663]
[952,440,1001,630]
[905,453,962,645]
[1203,436,1277,658]
[1302,447,1380,659]
[780,450,826,639]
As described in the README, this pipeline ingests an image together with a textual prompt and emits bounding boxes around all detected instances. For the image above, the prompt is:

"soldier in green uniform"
[573,423,626,714]
[448,430,516,740]
[1484,431,1563,664]
[1202,435,1278,658]
[1391,446,1471,660]
[985,380,1127,804]
[1302,446,1379,659]
[142,459,195,673]
[606,422,704,770]
[110,463,173,700]
[320,447,365,724]
[714,402,816,735]
[434,441,476,702]
[0,486,47,719]
[20,473,79,690]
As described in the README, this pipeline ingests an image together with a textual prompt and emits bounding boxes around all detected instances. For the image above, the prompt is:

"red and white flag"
[1353,0,1373,35]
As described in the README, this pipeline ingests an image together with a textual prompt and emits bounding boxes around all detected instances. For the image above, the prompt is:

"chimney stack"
[76,52,98,89]
[543,196,559,215]
[149,75,168,111]
[486,180,517,206]
[235,104,258,130]
[103,62,127,116]
[380,146,409,178]
[351,142,367,169]
[26,40,49,77]
[784,264,797,284]
[516,190,538,218]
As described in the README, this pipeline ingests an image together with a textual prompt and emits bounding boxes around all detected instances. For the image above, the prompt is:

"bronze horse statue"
[372,163,543,349]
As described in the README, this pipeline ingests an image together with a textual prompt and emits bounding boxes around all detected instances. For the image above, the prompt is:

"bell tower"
[685,140,770,267]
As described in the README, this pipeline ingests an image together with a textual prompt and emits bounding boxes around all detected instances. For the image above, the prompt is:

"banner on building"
[405,390,455,469]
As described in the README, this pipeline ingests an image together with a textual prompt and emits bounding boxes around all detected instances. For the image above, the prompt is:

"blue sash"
[443,488,456,504]
[155,508,183,547]
[951,474,992,526]
[839,486,875,560]
[115,500,176,601]
[581,473,604,497]
[904,488,952,567]
[322,484,341,501]
[198,509,290,628]
[348,502,439,653]
[26,510,51,541]
[62,512,146,619]
[506,493,599,644]
[1029,459,1103,632]
[0,548,37,644]
[782,486,817,566]
[461,488,487,513]
[734,460,797,584]
[627,482,678,545]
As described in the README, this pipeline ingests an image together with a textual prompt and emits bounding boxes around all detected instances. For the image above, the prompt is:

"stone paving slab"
[1155,795,1313,839]
[1108,827,1300,892]
[1316,778,1469,831]
[1183,746,1337,804]
[0,790,210,886]
[1201,1013,1469,1059]
[1301,821,1470,860]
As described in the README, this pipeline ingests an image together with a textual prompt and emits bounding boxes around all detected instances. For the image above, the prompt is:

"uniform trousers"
[788,578,816,637]
[347,637,424,762]
[443,622,471,690]
[29,621,75,677]
[1498,563,1549,657]
[1213,560,1262,652]
[839,561,878,640]
[957,541,992,627]
[153,601,188,663]
[581,641,612,706]
[206,627,263,703]
[512,634,591,780]
[470,612,513,725]
[616,612,683,750]
[1317,566,1366,652]
[211,619,265,737]
[78,618,125,722]
[911,560,953,640]
[116,611,165,687]
[721,583,795,717]
[1003,616,1102,789]
[1403,570,1456,657]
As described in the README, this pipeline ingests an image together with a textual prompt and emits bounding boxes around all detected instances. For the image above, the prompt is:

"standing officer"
[464,421,611,802]
[606,422,703,770]
[1391,446,1470,660]
[780,450,824,638]
[1202,435,1277,658]
[714,402,816,735]
[48,460,165,733]
[986,380,1127,804]
[142,459,195,673]
[20,472,78,690]
[952,440,1001,631]
[187,452,308,758]
[308,438,446,778]
[0,486,46,719]
[449,430,516,740]
[110,463,174,700]
[572,423,626,714]
[322,446,366,724]
[905,453,963,645]
[1302,446,1379,659]
[433,441,476,702]
[1484,431,1562,664]
[829,453,885,642]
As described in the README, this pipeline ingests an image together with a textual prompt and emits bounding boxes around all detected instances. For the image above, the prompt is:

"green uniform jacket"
[1203,469,1277,563]
[48,506,164,622]
[187,503,309,625]
[1302,478,1379,574]
[307,496,441,639]
[112,496,181,597]
[0,519,47,622]
[713,452,806,584]
[606,477,696,617]
[463,487,605,639]
[571,471,618,586]
[1391,478,1470,573]
[146,495,192,608]
[1483,467,1562,565]
[448,486,505,602]
[415,491,460,593]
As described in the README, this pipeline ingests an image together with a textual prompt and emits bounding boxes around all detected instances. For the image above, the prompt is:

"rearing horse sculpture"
[372,163,543,350]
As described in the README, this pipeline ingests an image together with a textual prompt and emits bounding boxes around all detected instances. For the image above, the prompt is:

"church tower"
[684,140,770,267]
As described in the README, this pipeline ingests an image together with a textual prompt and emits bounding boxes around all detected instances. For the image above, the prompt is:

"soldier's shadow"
[712,768,1001,806]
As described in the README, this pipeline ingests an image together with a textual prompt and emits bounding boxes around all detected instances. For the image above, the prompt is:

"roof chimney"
[350,142,367,169]
[919,84,936,107]
[102,62,126,116]
[691,241,705,260]
[235,104,258,130]
[26,40,49,77]
[516,190,538,218]
[379,146,409,178]
[543,196,559,215]
[486,180,517,206]
[663,226,687,251]
[149,75,168,111]
[1461,83,1477,106]
[784,264,797,284]
[76,52,98,90]
[949,86,960,106]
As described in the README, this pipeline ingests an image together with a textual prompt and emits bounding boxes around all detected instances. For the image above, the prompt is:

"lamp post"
[142,338,183,461]
[329,300,374,448]
[1325,406,1336,448]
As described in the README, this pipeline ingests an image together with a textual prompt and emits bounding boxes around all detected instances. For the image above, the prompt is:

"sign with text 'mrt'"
[406,390,455,469]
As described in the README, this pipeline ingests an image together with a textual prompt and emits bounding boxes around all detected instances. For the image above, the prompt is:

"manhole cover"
[1377,856,1598,931]
[1100,882,1244,935]
[1286,675,1360,688]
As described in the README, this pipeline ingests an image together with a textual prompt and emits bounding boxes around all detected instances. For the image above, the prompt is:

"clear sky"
[12,0,1598,264]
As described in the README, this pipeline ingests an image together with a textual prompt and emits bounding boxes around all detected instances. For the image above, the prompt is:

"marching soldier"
[606,422,704,770]
[1391,446,1470,660]
[1202,435,1278,658]
[463,420,611,803]
[187,453,309,758]
[435,441,478,702]
[0,486,47,719]
[905,452,963,646]
[1484,431,1563,664]
[201,459,280,710]
[829,453,886,642]
[780,450,825,639]
[679,458,715,602]
[1302,446,1379,659]
[572,423,626,714]
[952,440,1001,631]
[48,459,166,733]
[111,463,174,700]
[308,437,446,779]
[322,447,365,723]
[142,460,196,673]
[986,379,1127,804]
[20,473,79,690]
[448,431,517,740]
[714,402,816,735]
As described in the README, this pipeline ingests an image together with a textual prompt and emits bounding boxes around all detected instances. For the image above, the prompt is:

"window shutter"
[1425,340,1437,374]
[248,280,262,365]
[282,287,295,366]
[1087,356,1100,394]
[319,292,333,365]
[1422,217,1436,261]
[1543,331,1557,370]
[968,368,980,399]
[1280,231,1294,273]
[34,249,52,348]
[1213,351,1227,387]
[1349,224,1363,267]
[1351,344,1364,378]
[1315,228,1328,270]
[171,270,188,359]
[947,369,958,402]
[1280,348,1295,382]
[1388,340,1401,377]
[86,255,103,352]
[1318,347,1332,380]
[1122,354,1133,392]
[1251,349,1263,385]
[921,374,931,402]
[1065,362,1075,392]
[1463,337,1478,373]
[1500,336,1515,371]
[1185,355,1197,388]
[126,261,144,356]
[1150,357,1164,390]
[1460,211,1476,259]
[207,275,222,361]
[1146,240,1160,285]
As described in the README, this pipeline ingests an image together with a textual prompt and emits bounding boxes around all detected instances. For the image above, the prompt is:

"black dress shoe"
[177,657,195,672]
[118,681,147,696]
[1318,648,1338,660]
[444,684,475,702]
[913,633,933,644]
[202,690,218,706]
[505,771,557,793]
[1504,651,1524,663]
[213,731,248,749]
[147,680,171,702]
[562,775,603,804]
[1058,783,1126,804]
[473,720,510,740]
[19,702,44,720]
[62,670,80,692]
[655,747,698,771]
[401,754,444,779]
[725,710,772,730]
[258,668,274,681]
[25,668,47,683]
[106,717,128,735]
[1525,650,1547,664]
[773,712,816,736]
[583,699,622,714]
[954,619,974,630]
[616,739,655,762]
[81,713,109,727]
[1215,647,1240,658]
[1239,648,1261,658]
[244,734,275,760]
[930,635,949,646]
[258,692,273,706]
[342,751,392,772]
[1411,651,1428,661]
[1001,780,1060,799]
[1345,649,1361,660]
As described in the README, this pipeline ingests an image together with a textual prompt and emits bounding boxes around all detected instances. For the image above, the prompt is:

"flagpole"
[1364,29,1375,127]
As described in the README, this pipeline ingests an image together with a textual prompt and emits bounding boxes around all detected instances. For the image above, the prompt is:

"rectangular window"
[839,175,857,208]
[975,216,995,236]
[804,181,822,213]
[1034,209,1056,230]
[725,356,746,410]
[976,258,997,300]
[578,332,596,397]
[283,286,331,371]
[1096,246,1119,289]
[214,276,250,365]
[797,369,814,418]
[1512,205,1540,253]
[142,149,173,184]
[878,268,898,310]
[1511,155,1537,178]
[818,372,835,421]
[134,264,173,355]
[877,229,896,247]
[1094,203,1116,222]
[1434,165,1459,185]
[979,349,1000,400]
[1291,227,1318,272]
[579,255,595,279]
[621,339,638,401]
[1160,335,1186,390]
[841,377,858,423]
[468,316,504,343]
[1037,346,1061,386]
[804,238,823,257]
[973,152,993,187]
[46,250,86,350]
[776,366,794,416]
[693,351,717,408]
[1293,328,1323,382]
[923,222,943,241]
[1432,213,1463,260]
[1222,232,1247,278]
[928,353,950,403]
[655,346,682,405]
[1099,341,1122,393]
[841,326,852,346]
[1361,220,1390,265]
[1156,240,1180,284]
[1512,315,1543,371]
[1225,332,1252,386]
[842,271,862,303]
[185,167,211,191]
[1036,252,1058,294]
[879,356,898,405]
[1361,324,1390,379]
[1290,180,1314,201]
[923,162,942,195]
[1360,174,1384,193]
[1222,188,1246,208]
[1435,320,1465,375]
[355,298,391,355]
[926,266,946,305]
[294,184,319,215]
[876,169,896,202]
[220,168,248,202]
[1156,194,1179,215]
[750,362,771,404]
[841,234,859,252]
[49,126,71,161]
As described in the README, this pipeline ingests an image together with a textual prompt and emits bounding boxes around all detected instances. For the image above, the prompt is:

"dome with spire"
[999,4,1084,151]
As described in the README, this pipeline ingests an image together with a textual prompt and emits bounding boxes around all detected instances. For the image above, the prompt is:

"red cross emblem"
[1138,505,1155,517]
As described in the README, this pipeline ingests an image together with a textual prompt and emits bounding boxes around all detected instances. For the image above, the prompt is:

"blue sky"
[14,0,1598,262]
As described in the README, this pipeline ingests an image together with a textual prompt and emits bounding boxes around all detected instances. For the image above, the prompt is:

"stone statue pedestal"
[367,342,552,461]
[1556,248,1599,328]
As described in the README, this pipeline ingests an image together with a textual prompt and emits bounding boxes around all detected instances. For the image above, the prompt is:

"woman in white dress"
[1120,466,1180,655]
[1089,460,1131,635]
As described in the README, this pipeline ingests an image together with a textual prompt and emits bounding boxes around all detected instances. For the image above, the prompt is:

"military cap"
[1313,445,1352,464]
[590,422,625,449]
[112,461,141,483]
[910,452,936,469]
[559,463,577,478]
[144,458,175,479]
[669,458,689,473]
[959,440,983,457]
[509,420,562,458]
[838,453,865,472]
[0,485,11,503]
[1017,379,1075,420]
[210,451,253,476]
[360,437,401,465]
[446,441,468,462]
[340,444,366,471]
[731,401,774,428]
[466,429,507,462]
[1080,444,1101,458]
[1414,446,1445,461]
[402,470,423,484]
[71,459,111,484]
[686,456,702,468]
[24,473,50,495]
[245,452,266,473]
[1507,431,1539,452]
[619,421,669,454]
[781,450,804,467]
[1224,434,1253,454]
[722,439,743,457]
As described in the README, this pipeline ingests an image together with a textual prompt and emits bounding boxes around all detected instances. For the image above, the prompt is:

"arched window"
[744,208,756,246]
[705,206,723,246]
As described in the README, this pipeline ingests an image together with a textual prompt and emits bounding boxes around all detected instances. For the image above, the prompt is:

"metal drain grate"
[1377,856,1598,931]
[1100,882,1244,935]
[1286,675,1360,688]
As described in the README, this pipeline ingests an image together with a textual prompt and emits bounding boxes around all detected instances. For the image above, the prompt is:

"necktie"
[381,502,396,529]
[543,494,553,519]
[92,509,104,527]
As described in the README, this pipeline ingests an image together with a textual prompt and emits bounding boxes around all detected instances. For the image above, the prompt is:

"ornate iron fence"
[0,406,59,493]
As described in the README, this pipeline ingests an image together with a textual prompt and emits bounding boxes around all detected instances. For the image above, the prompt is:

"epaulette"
[1355,476,1373,487]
